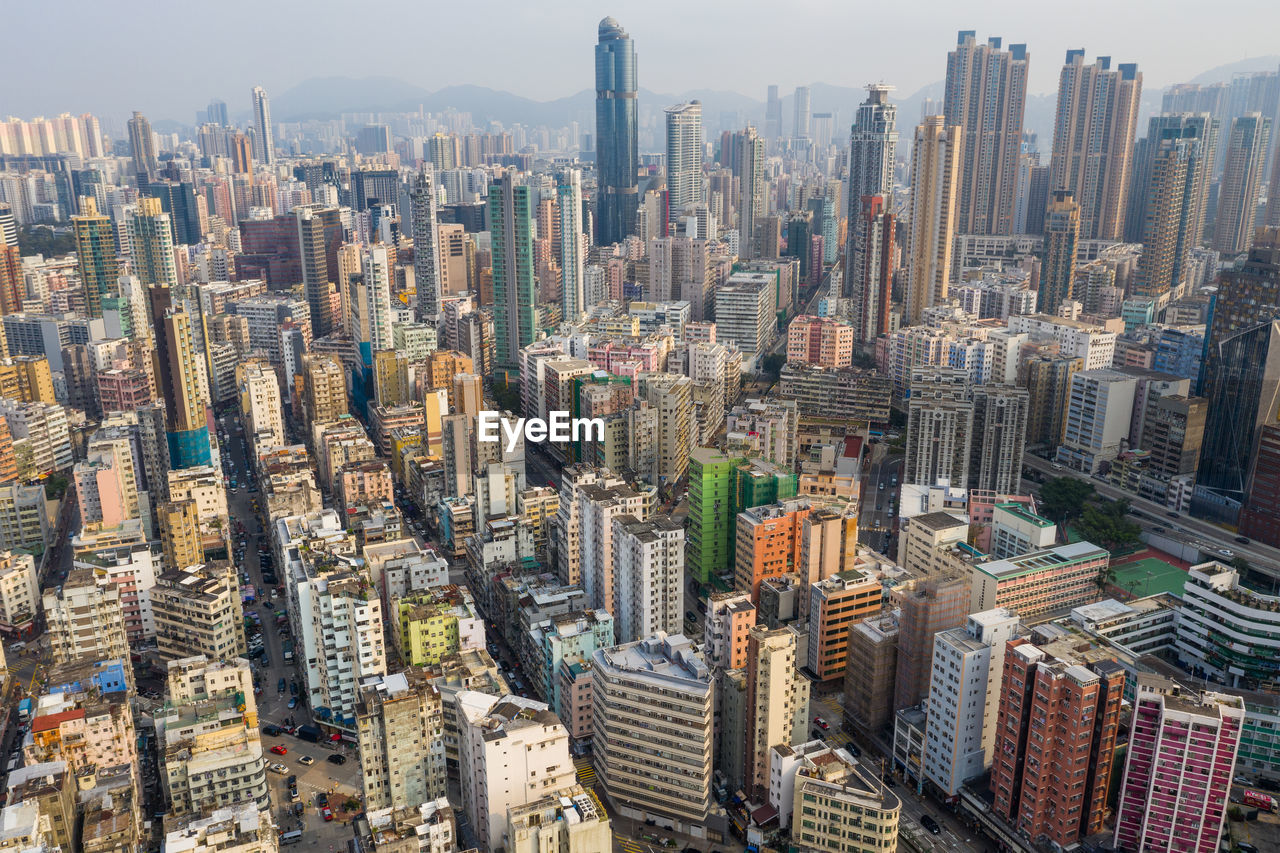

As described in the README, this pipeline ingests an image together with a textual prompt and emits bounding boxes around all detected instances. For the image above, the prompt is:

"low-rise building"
[770,740,900,853]
[971,542,1108,618]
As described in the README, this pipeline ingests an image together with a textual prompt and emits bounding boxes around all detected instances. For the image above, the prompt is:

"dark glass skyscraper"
[594,17,638,245]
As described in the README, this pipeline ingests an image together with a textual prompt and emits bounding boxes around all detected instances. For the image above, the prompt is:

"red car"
[270,745,287,755]
[321,806,334,822]
[813,716,829,730]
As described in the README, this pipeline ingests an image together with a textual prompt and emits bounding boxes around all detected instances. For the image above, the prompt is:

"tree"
[43,474,68,500]
[759,353,785,380]
[16,225,75,258]
[1038,477,1095,526]
[1075,499,1143,554]
[490,379,520,414]
[1231,556,1252,573]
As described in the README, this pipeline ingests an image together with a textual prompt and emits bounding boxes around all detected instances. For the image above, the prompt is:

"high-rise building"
[127,111,157,180]
[905,367,974,489]
[922,608,1020,796]
[765,85,782,142]
[410,167,442,322]
[736,128,765,259]
[157,499,202,572]
[894,566,971,711]
[970,385,1029,494]
[457,691,574,852]
[665,101,703,224]
[592,635,721,838]
[150,563,245,662]
[356,670,447,811]
[1040,191,1079,313]
[944,32,1029,235]
[296,206,338,337]
[127,197,178,289]
[1126,113,1217,249]
[846,84,897,212]
[490,174,537,377]
[1113,675,1244,853]
[793,85,811,139]
[847,195,895,344]
[991,634,1125,847]
[905,117,961,324]
[1133,122,1213,300]
[745,625,808,799]
[1049,52,1143,240]
[1213,112,1272,255]
[594,17,639,245]
[250,86,274,165]
[557,169,586,322]
[72,197,117,319]
[43,568,129,671]
[612,514,684,643]
[1056,369,1139,474]
[151,297,212,470]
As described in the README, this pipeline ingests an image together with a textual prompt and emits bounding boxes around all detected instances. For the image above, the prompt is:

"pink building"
[96,368,152,414]
[338,461,394,514]
[968,490,1037,552]
[557,657,594,742]
[1114,675,1244,853]
[786,315,854,368]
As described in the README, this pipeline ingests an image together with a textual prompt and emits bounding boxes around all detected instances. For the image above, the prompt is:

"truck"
[1243,789,1278,812]
[282,641,294,664]
[296,724,322,743]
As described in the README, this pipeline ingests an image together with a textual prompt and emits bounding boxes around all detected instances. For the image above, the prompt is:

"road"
[760,266,835,360]
[219,415,362,849]
[809,693,989,853]
[1022,454,1280,579]
[860,444,903,557]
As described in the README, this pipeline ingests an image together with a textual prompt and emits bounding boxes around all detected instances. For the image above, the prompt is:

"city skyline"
[6,1,1280,122]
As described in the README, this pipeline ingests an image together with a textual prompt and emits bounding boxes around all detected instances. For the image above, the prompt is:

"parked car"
[270,745,287,755]
[327,754,347,765]
[920,815,941,835]
[298,755,315,766]
[813,716,829,730]
[288,698,298,709]
[268,763,288,774]
[263,724,282,736]
[321,806,333,822]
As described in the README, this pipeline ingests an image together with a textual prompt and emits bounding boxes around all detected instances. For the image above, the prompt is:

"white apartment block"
[456,691,575,852]
[922,608,1019,796]
[1008,313,1116,370]
[0,551,38,637]
[1056,369,1138,474]
[612,515,684,644]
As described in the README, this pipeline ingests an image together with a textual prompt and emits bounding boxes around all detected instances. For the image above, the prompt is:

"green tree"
[43,474,68,500]
[759,353,785,380]
[1230,556,1251,573]
[1075,498,1143,554]
[16,225,75,258]
[490,379,520,414]
[1038,477,1095,526]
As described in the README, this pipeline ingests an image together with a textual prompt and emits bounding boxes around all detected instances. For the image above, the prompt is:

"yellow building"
[0,356,55,403]
[394,587,481,667]
[373,349,410,406]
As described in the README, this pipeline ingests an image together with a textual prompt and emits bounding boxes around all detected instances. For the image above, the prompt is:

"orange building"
[704,591,757,670]
[735,500,814,603]
[806,568,883,680]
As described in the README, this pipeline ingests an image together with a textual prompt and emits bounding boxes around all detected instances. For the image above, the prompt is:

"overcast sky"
[7,0,1278,122]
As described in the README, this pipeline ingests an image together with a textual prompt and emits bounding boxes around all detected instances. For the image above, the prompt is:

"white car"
[269,763,288,774]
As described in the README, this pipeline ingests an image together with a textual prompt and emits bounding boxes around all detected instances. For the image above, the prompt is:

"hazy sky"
[7,0,1279,123]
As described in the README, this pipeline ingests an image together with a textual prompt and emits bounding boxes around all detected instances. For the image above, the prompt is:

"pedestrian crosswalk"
[614,833,642,853]
[575,757,597,788]
[825,729,851,747]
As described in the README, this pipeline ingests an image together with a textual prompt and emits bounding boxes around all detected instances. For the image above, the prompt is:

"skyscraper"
[594,17,638,245]
[1113,675,1244,853]
[127,111,157,180]
[846,84,897,207]
[126,197,178,289]
[1133,128,1207,300]
[1125,113,1217,246]
[905,367,974,489]
[362,244,394,353]
[736,127,765,260]
[943,32,1030,235]
[665,101,703,224]
[905,117,961,324]
[1194,232,1280,521]
[765,85,782,142]
[793,85,811,139]
[410,167,442,323]
[557,169,586,322]
[847,195,895,344]
[72,197,117,319]
[1040,190,1079,313]
[206,99,228,127]
[250,86,274,165]
[296,206,337,337]
[970,385,1030,494]
[490,173,537,377]
[150,293,211,469]
[1214,112,1271,255]
[1049,52,1143,240]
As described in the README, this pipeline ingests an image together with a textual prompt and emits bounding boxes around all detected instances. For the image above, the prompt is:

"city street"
[808,693,990,853]
[860,443,903,556]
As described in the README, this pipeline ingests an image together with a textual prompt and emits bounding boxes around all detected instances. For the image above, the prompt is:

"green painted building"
[688,449,799,585]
